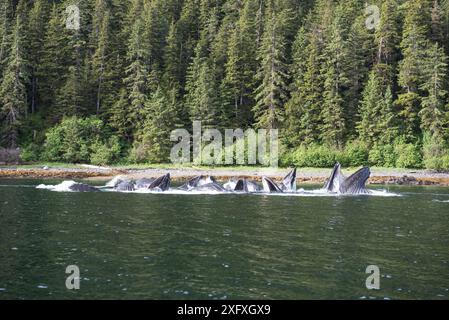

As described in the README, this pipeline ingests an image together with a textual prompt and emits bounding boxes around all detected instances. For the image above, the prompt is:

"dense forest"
[1,0,449,168]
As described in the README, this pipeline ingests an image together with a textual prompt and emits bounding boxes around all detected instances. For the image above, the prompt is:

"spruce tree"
[357,70,397,145]
[396,0,432,141]
[91,0,113,116]
[319,5,348,147]
[285,25,323,146]
[253,0,291,129]
[0,8,28,147]
[419,43,448,140]
[28,0,47,114]
[38,4,65,120]
[135,86,180,162]
[223,0,258,127]
[185,46,220,127]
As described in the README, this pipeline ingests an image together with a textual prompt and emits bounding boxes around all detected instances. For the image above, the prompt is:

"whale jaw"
[324,163,371,195]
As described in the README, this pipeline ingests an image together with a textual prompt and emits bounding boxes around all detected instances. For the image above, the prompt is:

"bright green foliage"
[42,116,120,164]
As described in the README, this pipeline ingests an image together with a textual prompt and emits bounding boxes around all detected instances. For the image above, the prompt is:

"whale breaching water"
[36,164,372,195]
[323,162,371,195]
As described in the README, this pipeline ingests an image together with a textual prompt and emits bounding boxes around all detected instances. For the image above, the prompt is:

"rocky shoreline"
[1,165,449,186]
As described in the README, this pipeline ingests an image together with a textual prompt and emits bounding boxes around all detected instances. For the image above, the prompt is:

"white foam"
[102,187,400,197]
[36,182,400,197]
[36,180,77,192]
[104,176,125,188]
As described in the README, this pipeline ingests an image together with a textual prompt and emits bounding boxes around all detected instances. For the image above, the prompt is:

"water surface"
[0,179,448,299]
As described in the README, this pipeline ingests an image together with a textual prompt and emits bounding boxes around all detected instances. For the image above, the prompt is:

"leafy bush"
[422,134,449,170]
[20,144,41,162]
[368,144,396,167]
[42,116,121,164]
[90,136,122,165]
[394,140,422,168]
[127,141,151,164]
[338,140,369,167]
[289,144,338,167]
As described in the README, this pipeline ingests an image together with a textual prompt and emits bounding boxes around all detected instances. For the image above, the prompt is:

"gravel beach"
[1,165,449,186]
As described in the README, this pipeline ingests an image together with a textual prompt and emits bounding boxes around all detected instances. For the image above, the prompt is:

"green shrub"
[90,136,122,165]
[441,155,449,170]
[368,144,396,167]
[20,144,41,162]
[394,140,422,168]
[290,145,338,167]
[422,134,449,170]
[42,116,121,164]
[339,140,369,167]
[127,141,150,164]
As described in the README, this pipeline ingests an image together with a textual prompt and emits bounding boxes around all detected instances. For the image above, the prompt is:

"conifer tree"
[396,0,432,141]
[254,0,291,129]
[185,46,220,127]
[223,0,258,127]
[28,0,47,114]
[91,0,113,116]
[419,43,449,140]
[38,4,65,119]
[0,5,28,147]
[358,70,397,145]
[135,86,180,162]
[319,5,348,147]
[285,26,323,146]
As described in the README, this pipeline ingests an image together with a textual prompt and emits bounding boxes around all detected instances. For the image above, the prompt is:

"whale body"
[323,163,371,195]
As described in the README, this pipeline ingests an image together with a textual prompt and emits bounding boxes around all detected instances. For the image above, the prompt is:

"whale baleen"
[262,176,283,193]
[281,168,297,192]
[323,163,371,194]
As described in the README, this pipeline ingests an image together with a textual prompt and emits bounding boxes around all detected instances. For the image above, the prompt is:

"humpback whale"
[223,179,238,191]
[147,173,171,191]
[323,163,371,194]
[115,180,135,191]
[229,179,261,192]
[262,177,283,193]
[281,168,297,192]
[104,176,126,188]
[234,179,249,192]
[68,183,99,192]
[40,166,372,195]
[179,176,205,191]
[323,162,345,193]
[180,176,226,192]
[136,178,155,189]
[191,182,227,192]
[340,167,371,194]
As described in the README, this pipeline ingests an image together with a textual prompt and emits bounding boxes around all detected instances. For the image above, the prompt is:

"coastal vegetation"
[1,0,449,169]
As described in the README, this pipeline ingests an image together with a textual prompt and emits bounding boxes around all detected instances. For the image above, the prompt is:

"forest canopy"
[1,0,449,168]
